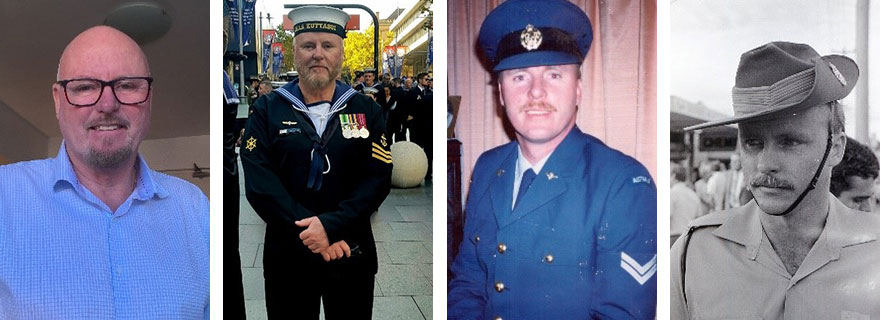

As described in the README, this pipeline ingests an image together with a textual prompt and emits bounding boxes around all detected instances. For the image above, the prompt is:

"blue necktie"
[515,169,537,209]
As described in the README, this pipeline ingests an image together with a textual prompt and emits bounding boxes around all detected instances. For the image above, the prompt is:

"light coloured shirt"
[670,182,702,236]
[706,171,730,212]
[0,144,210,319]
[727,170,744,208]
[304,101,333,136]
[512,146,551,209]
[671,195,880,319]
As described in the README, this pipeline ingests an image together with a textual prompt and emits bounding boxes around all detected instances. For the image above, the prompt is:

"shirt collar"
[52,142,167,200]
[276,78,356,113]
[713,193,877,259]
[515,145,552,178]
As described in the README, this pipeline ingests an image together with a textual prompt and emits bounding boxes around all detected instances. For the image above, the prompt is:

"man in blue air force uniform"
[240,6,392,319]
[447,0,657,319]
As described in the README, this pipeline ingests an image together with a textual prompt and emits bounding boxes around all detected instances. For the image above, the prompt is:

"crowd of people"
[350,68,434,180]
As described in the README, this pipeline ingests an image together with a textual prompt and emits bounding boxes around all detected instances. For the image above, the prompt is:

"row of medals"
[342,123,369,139]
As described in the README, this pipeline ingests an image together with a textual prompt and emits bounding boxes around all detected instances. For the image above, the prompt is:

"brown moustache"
[521,102,557,112]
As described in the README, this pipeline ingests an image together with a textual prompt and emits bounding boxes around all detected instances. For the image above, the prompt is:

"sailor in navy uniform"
[240,6,392,320]
[354,67,384,102]
[447,0,657,319]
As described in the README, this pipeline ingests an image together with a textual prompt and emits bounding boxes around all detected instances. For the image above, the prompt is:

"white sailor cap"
[288,5,350,38]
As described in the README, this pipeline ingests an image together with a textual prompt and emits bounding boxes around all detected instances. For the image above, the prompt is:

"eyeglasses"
[56,77,153,107]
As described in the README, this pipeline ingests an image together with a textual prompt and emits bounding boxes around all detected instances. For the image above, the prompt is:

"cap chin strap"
[753,126,833,216]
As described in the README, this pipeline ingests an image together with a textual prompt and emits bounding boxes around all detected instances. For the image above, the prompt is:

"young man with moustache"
[447,0,657,318]
[671,42,880,319]
[239,5,392,319]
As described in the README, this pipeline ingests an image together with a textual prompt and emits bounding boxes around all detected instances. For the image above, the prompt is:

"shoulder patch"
[632,176,651,184]
[245,136,257,152]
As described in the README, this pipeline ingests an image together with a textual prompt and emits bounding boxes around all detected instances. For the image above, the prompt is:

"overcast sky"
[671,0,880,137]
[253,0,419,32]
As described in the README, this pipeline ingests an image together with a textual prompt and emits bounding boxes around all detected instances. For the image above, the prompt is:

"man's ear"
[497,80,505,107]
[52,84,62,119]
[828,131,847,168]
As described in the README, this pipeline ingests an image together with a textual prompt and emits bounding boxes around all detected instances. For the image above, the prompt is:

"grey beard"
[86,147,134,169]
[295,62,340,89]
[302,73,332,88]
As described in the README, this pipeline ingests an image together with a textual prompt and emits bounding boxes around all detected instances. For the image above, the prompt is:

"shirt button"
[495,281,505,292]
[497,243,507,254]
[544,254,554,263]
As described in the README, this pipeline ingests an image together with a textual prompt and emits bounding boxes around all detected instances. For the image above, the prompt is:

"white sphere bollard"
[390,141,428,188]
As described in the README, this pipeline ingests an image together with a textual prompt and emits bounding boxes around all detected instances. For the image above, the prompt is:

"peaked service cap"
[478,0,593,72]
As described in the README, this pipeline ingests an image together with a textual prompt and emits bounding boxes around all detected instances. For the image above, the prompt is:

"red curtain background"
[448,0,657,198]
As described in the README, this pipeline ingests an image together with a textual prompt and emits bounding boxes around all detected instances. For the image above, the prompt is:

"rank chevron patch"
[620,252,657,285]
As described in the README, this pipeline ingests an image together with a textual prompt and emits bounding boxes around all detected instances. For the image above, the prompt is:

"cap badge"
[520,24,542,51]
[828,62,847,86]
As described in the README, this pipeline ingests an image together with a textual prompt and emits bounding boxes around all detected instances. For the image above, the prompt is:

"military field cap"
[685,41,858,131]
[288,5,350,38]
[478,0,593,72]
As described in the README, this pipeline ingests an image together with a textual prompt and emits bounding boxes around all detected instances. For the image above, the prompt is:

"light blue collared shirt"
[0,143,209,319]
[512,145,552,209]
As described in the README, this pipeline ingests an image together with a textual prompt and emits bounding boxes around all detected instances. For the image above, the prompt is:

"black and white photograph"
[670,0,880,318]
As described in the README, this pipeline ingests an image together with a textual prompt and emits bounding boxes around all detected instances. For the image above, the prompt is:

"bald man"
[0,26,209,319]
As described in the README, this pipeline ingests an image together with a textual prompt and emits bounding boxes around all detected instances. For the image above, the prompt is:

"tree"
[343,26,395,80]
[420,0,433,32]
[275,25,295,74]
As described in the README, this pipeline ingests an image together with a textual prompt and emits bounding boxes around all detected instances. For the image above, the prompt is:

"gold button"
[495,282,505,292]
[474,235,480,242]
[544,254,554,263]
[494,317,503,320]
[497,243,507,254]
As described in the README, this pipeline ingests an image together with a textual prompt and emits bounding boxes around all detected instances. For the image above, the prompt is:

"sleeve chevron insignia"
[371,142,392,164]
[620,252,657,285]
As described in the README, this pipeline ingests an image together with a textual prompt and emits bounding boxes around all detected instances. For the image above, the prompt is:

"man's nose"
[93,85,120,113]
[755,147,780,174]
[528,76,546,100]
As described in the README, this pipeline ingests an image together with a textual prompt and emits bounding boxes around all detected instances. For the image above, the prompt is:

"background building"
[389,0,433,77]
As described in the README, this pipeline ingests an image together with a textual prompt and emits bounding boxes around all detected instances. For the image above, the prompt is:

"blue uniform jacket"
[448,127,657,319]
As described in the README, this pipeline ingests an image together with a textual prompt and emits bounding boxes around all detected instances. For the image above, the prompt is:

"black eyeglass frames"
[55,77,153,107]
